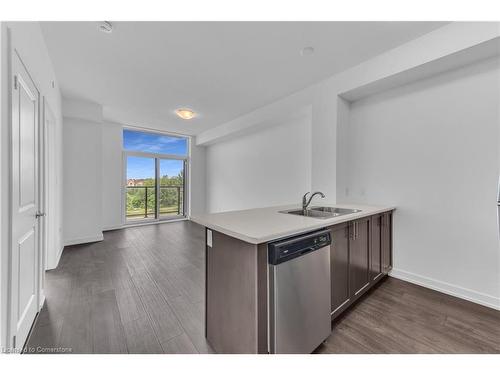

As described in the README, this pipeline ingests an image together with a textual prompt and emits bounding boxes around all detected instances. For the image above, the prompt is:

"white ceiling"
[41,21,447,135]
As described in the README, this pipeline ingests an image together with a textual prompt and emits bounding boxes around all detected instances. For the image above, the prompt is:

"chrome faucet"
[302,191,325,212]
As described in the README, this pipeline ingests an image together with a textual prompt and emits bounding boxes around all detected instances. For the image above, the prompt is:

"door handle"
[35,212,46,218]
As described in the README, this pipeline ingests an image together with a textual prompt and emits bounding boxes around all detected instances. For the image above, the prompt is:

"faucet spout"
[302,191,325,212]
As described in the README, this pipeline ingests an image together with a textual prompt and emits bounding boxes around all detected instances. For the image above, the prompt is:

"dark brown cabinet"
[329,210,393,320]
[370,214,383,282]
[381,212,392,274]
[349,218,370,298]
[330,222,350,317]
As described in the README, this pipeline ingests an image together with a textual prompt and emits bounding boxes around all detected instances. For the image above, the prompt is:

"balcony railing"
[126,185,184,220]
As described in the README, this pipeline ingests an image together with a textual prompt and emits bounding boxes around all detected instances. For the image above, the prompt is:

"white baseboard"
[102,224,123,231]
[55,245,63,266]
[389,268,500,311]
[39,294,46,310]
[46,245,64,270]
[64,233,104,246]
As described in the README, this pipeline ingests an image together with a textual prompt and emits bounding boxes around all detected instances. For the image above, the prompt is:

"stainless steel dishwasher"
[268,229,332,354]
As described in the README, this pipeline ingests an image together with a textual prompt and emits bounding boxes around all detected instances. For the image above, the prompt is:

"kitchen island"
[191,203,395,354]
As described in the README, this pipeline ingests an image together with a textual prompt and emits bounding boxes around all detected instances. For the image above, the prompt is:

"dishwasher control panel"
[268,229,331,265]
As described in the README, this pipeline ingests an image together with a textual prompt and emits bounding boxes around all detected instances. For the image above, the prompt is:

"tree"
[126,172,184,217]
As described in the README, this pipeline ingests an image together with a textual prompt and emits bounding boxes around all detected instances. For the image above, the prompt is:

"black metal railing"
[126,185,184,219]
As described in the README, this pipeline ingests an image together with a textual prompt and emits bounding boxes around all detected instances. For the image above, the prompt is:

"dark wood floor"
[316,278,500,354]
[26,220,500,354]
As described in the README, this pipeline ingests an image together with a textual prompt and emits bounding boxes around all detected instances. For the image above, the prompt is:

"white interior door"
[10,50,41,351]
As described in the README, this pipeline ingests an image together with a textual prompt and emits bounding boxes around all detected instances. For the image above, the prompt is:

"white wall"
[190,141,207,215]
[101,121,124,230]
[0,22,7,351]
[199,25,500,206]
[63,98,103,245]
[338,57,500,308]
[206,112,312,213]
[0,22,63,349]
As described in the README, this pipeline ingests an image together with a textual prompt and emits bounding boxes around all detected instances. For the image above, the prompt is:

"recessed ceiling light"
[175,108,196,120]
[300,46,315,56]
[98,21,113,33]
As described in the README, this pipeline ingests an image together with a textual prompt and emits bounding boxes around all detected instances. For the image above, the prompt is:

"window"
[123,129,188,223]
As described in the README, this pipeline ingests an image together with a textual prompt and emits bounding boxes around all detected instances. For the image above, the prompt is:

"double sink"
[280,206,362,219]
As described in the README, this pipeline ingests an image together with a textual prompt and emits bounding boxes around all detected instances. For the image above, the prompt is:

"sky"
[123,129,187,154]
[124,130,186,179]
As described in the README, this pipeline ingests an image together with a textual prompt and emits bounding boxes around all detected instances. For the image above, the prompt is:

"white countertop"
[190,203,395,244]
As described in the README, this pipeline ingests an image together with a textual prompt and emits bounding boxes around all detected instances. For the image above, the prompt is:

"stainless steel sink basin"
[280,206,361,219]
[309,206,362,215]
[281,209,335,219]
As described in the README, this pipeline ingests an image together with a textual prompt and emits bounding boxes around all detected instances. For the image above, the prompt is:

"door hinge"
[13,75,18,90]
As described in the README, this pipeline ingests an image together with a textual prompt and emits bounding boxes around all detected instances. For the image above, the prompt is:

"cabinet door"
[349,218,370,297]
[330,222,350,316]
[381,212,392,274]
[370,214,383,281]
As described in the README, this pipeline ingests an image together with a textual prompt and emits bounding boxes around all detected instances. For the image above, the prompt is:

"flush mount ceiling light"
[98,21,113,33]
[300,46,315,56]
[175,108,196,120]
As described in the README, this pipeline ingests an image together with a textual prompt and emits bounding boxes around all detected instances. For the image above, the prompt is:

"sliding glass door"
[123,129,188,224]
[159,159,185,218]
[125,156,157,221]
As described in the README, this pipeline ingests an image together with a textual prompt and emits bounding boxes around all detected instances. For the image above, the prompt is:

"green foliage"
[126,172,184,218]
